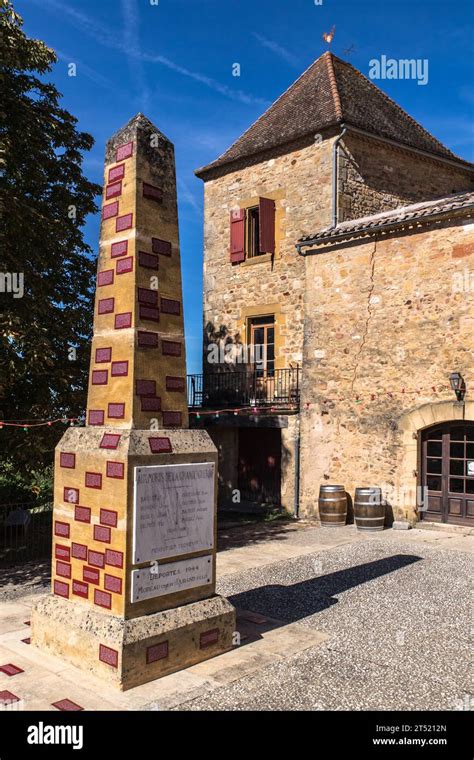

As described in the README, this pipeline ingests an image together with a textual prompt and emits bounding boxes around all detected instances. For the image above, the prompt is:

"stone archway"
[398,400,474,524]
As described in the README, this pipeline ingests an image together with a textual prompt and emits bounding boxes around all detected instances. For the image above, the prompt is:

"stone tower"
[86,114,189,432]
[32,115,235,690]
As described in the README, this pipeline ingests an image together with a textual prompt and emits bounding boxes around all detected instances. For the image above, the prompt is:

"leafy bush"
[0,460,53,509]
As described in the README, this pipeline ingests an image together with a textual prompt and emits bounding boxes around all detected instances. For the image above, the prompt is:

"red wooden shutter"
[230,208,245,263]
[259,197,275,254]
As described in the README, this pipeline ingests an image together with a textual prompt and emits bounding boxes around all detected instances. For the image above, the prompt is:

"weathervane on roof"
[322,26,336,45]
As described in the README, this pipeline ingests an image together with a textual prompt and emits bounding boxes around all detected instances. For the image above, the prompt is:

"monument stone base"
[32,594,236,690]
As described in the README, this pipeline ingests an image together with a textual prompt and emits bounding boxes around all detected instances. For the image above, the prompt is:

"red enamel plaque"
[100,509,118,527]
[160,298,180,315]
[114,312,132,329]
[146,641,168,663]
[105,181,122,200]
[54,580,69,598]
[116,256,133,275]
[138,288,158,305]
[100,433,121,449]
[88,550,105,568]
[149,437,172,454]
[162,411,182,427]
[60,452,76,469]
[74,505,91,523]
[83,566,100,584]
[94,589,111,609]
[85,472,102,489]
[139,305,159,322]
[135,379,156,396]
[138,251,159,270]
[111,361,128,377]
[92,369,108,385]
[138,331,158,348]
[141,397,161,412]
[116,142,133,162]
[104,574,122,594]
[72,580,89,598]
[63,487,79,504]
[97,269,114,287]
[71,542,87,560]
[95,347,112,363]
[105,549,123,568]
[161,340,181,356]
[88,409,104,425]
[143,182,163,202]
[93,525,111,543]
[108,164,125,182]
[151,238,172,256]
[99,644,118,667]
[98,298,114,315]
[102,201,119,220]
[111,240,128,258]
[166,376,185,392]
[115,213,133,232]
[108,403,125,419]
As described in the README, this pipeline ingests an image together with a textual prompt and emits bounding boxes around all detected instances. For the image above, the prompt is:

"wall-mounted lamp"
[449,372,466,402]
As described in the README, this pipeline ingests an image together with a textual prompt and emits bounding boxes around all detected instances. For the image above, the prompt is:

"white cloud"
[252,32,300,68]
[54,49,117,92]
[32,0,267,106]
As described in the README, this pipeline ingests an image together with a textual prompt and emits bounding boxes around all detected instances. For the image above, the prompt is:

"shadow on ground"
[217,519,298,552]
[0,558,51,599]
[230,554,422,622]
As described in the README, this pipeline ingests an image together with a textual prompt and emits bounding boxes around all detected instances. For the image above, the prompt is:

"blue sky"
[17,0,474,373]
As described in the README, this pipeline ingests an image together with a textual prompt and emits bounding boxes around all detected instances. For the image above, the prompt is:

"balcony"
[187,367,300,410]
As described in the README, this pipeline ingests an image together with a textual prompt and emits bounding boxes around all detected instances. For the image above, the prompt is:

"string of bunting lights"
[189,383,453,418]
[0,418,80,432]
[0,384,454,428]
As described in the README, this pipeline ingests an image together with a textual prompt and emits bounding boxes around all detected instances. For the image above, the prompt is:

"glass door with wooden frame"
[248,316,275,403]
[421,422,474,526]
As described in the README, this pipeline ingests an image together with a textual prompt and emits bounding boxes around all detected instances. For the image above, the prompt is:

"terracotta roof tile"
[196,52,471,179]
[298,191,474,247]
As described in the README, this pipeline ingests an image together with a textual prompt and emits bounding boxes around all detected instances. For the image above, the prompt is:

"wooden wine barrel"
[318,485,347,527]
[354,487,384,531]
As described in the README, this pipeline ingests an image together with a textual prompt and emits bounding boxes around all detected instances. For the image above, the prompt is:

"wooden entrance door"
[421,422,474,526]
[238,428,281,507]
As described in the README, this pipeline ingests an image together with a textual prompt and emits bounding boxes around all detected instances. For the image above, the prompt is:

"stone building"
[297,193,474,526]
[190,52,474,526]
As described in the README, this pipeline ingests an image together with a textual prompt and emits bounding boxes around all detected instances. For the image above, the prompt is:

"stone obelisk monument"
[32,114,235,690]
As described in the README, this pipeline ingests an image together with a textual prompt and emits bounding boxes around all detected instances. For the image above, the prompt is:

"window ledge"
[240,253,275,267]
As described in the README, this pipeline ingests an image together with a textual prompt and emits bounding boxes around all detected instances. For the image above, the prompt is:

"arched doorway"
[421,422,474,526]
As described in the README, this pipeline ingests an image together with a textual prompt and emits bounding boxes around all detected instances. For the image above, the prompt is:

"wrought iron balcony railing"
[187,367,300,410]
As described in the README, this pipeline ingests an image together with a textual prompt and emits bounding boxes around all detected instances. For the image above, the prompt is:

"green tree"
[0,0,100,476]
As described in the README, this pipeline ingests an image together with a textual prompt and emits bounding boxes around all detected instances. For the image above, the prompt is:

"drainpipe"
[332,122,347,229]
[293,416,301,519]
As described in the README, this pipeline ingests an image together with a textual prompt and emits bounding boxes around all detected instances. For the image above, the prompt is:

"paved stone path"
[0,522,472,711]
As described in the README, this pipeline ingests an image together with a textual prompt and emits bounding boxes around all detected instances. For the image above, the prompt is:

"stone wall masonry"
[281,415,299,514]
[338,134,474,222]
[207,427,239,507]
[298,216,474,522]
[201,132,473,376]
[201,137,335,372]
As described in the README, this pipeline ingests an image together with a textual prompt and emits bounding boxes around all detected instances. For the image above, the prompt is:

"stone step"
[417,520,474,536]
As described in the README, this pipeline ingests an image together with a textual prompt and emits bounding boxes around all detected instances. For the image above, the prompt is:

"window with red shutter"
[259,197,275,255]
[230,208,245,263]
[229,199,276,263]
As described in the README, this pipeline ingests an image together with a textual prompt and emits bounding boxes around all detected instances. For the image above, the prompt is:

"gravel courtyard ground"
[187,536,472,710]
[0,521,472,711]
